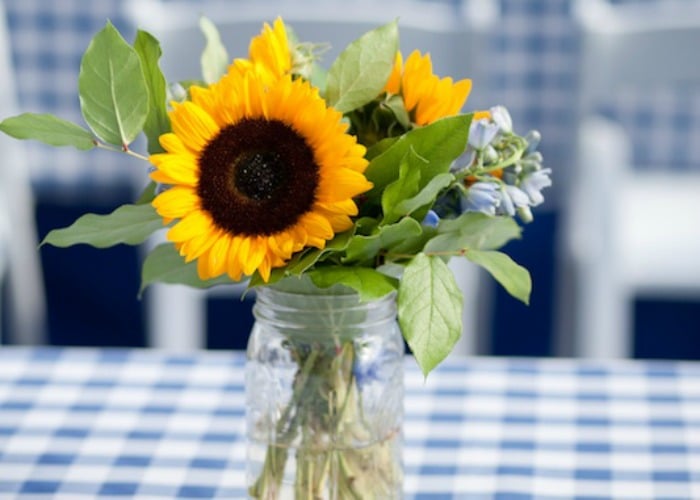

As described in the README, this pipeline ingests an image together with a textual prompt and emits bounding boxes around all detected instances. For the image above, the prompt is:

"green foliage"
[140,243,235,294]
[135,181,158,205]
[78,22,149,146]
[398,253,463,377]
[424,212,522,253]
[308,266,398,302]
[0,113,95,150]
[465,250,531,305]
[364,114,471,197]
[325,20,398,113]
[134,30,170,154]
[344,217,422,263]
[41,204,164,249]
[199,16,229,84]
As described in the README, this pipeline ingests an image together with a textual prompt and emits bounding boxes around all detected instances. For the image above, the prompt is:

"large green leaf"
[465,250,531,305]
[41,203,164,248]
[308,266,398,302]
[392,173,453,222]
[78,21,149,146]
[398,253,463,376]
[325,20,398,113]
[344,217,422,263]
[0,113,95,150]
[381,154,421,223]
[424,212,522,253]
[200,16,229,84]
[365,114,471,197]
[140,243,235,294]
[134,30,170,154]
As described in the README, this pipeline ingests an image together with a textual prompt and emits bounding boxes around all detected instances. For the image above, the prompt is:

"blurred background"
[1,0,698,358]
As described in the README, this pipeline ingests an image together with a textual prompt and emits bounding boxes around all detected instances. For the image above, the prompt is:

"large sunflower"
[149,70,371,282]
[386,50,472,126]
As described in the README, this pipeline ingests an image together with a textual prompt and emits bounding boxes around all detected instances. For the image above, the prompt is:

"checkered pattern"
[3,0,699,197]
[0,348,698,499]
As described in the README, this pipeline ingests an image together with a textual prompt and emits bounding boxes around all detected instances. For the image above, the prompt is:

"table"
[0,348,698,499]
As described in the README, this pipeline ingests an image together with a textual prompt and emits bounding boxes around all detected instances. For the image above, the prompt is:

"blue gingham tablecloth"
[0,348,699,499]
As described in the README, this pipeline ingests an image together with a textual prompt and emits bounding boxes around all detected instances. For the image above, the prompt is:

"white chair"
[558,0,700,357]
[0,0,47,344]
[126,0,498,352]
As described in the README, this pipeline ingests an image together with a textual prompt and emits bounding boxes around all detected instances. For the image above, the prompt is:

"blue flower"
[490,105,512,133]
[519,168,552,206]
[462,182,500,215]
[524,130,542,154]
[422,210,440,227]
[498,185,529,216]
[468,119,500,150]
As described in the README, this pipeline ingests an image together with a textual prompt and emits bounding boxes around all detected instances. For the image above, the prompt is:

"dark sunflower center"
[234,151,286,201]
[197,118,319,236]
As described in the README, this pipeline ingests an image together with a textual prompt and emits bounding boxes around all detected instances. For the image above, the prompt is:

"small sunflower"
[385,50,472,126]
[230,17,292,84]
[149,70,372,282]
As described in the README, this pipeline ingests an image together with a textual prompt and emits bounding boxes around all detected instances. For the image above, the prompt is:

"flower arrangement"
[0,16,550,497]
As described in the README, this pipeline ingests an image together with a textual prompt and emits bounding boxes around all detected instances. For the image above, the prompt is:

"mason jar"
[245,284,404,499]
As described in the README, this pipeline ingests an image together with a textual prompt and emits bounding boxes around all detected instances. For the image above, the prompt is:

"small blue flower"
[519,168,552,206]
[468,119,500,150]
[422,210,440,227]
[498,185,529,216]
[524,130,542,154]
[462,182,500,215]
[490,105,512,133]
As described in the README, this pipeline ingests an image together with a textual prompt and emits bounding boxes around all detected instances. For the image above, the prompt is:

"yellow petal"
[169,101,220,153]
[152,187,200,219]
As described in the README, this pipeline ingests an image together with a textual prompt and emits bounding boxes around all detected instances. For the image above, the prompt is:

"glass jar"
[245,284,404,499]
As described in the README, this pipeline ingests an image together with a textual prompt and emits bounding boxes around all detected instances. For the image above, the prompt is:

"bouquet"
[0,16,550,497]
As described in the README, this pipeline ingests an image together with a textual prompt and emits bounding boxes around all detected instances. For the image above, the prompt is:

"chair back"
[558,0,700,357]
[0,0,47,344]
[575,0,700,115]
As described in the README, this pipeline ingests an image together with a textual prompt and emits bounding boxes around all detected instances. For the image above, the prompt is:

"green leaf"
[382,94,410,129]
[465,250,531,305]
[384,170,454,225]
[134,30,170,154]
[398,253,463,376]
[364,114,471,197]
[381,154,421,223]
[0,113,95,150]
[424,212,522,253]
[135,181,158,205]
[389,224,437,256]
[140,243,234,294]
[344,217,422,263]
[308,266,398,302]
[41,203,164,249]
[199,16,229,84]
[366,136,399,161]
[325,20,398,113]
[78,21,149,146]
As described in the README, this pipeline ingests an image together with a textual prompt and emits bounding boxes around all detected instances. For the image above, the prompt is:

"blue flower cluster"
[428,106,550,226]
[462,106,550,222]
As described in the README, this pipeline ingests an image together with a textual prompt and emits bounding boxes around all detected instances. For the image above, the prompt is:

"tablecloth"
[0,348,699,499]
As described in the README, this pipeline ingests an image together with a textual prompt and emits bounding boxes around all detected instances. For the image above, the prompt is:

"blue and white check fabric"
[0,348,699,499]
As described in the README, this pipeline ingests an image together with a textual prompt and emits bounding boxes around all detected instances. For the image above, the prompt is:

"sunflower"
[230,17,292,85]
[385,50,472,126]
[149,70,372,282]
